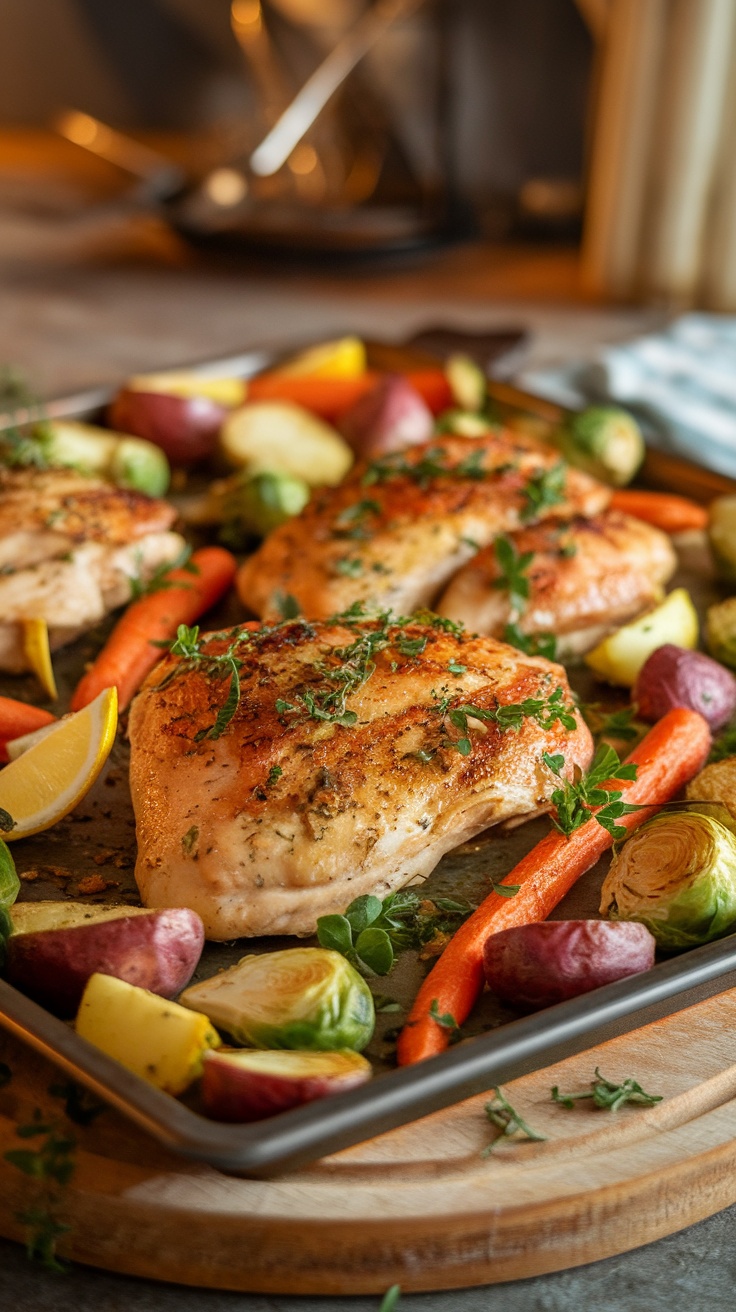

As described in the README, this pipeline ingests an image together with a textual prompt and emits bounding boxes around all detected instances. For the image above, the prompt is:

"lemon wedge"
[272,336,366,379]
[0,687,118,840]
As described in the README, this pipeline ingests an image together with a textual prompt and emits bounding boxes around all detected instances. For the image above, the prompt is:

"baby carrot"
[0,698,56,763]
[70,546,237,713]
[246,369,454,422]
[610,489,708,533]
[396,707,712,1066]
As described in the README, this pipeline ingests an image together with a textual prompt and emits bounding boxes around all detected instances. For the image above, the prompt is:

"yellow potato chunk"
[584,587,699,687]
[271,336,366,379]
[75,973,220,1095]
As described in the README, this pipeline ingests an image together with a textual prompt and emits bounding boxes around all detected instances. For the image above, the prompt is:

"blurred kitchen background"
[2,0,736,397]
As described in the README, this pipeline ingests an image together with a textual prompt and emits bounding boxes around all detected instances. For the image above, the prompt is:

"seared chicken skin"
[129,613,593,939]
[438,511,678,657]
[0,467,184,672]
[237,430,610,621]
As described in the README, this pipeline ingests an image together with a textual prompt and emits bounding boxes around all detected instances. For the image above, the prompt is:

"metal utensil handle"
[249,0,426,177]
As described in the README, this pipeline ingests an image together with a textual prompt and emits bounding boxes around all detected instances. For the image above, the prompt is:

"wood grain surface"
[3,989,736,1294]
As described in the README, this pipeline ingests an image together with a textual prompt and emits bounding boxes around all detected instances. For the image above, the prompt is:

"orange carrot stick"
[396,707,712,1066]
[71,546,237,713]
[610,489,708,533]
[246,369,454,422]
[0,698,56,763]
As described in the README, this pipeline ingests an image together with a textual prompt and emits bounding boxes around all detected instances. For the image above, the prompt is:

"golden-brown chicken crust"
[0,467,176,547]
[236,430,610,621]
[438,510,678,655]
[129,615,594,939]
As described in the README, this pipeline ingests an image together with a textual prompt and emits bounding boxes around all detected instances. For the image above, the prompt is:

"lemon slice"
[0,687,118,840]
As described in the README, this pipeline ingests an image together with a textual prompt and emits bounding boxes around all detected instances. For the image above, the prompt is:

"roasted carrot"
[396,707,712,1066]
[610,489,708,533]
[71,546,237,713]
[246,369,454,423]
[0,698,56,763]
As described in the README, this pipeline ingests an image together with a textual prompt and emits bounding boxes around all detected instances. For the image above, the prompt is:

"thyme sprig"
[543,742,640,839]
[483,1087,546,1154]
[4,1109,77,1273]
[503,622,557,661]
[551,1067,662,1112]
[128,544,197,601]
[432,685,577,756]
[164,623,246,741]
[0,367,52,469]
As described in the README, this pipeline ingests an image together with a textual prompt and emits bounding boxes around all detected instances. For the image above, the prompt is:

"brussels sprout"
[553,406,644,487]
[181,469,309,542]
[179,947,375,1052]
[708,497,736,581]
[600,809,736,950]
[44,420,170,496]
[706,597,736,670]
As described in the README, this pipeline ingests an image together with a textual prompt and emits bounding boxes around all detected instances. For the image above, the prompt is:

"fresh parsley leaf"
[266,765,282,787]
[551,1067,662,1111]
[503,622,557,662]
[362,445,488,489]
[581,703,641,744]
[316,891,474,976]
[483,1087,546,1154]
[274,591,300,620]
[379,1285,402,1312]
[334,557,364,578]
[544,743,640,839]
[428,999,459,1030]
[490,881,520,898]
[493,535,534,616]
[448,661,466,676]
[521,461,567,522]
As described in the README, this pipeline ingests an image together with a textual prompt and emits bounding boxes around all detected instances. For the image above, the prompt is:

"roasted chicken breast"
[0,467,184,672]
[437,510,678,657]
[237,431,610,621]
[128,612,593,939]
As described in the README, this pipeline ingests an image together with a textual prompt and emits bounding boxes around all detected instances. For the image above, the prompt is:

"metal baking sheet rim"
[0,342,732,1178]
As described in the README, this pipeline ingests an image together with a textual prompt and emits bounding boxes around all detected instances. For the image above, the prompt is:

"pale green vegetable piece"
[446,354,487,413]
[180,946,375,1052]
[45,420,170,496]
[708,497,736,582]
[706,597,736,670]
[600,809,736,950]
[553,406,644,487]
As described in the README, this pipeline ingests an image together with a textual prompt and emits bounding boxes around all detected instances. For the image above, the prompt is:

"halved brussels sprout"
[179,947,375,1052]
[553,405,644,487]
[706,597,736,670]
[600,809,736,950]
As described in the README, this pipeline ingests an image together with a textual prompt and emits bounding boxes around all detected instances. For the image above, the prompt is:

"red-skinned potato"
[6,903,204,1016]
[337,374,434,457]
[483,920,656,1012]
[201,1047,372,1122]
[633,643,736,730]
[108,389,227,466]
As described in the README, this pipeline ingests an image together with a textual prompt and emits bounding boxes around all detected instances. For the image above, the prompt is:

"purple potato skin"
[108,390,227,466]
[338,374,434,457]
[201,1051,371,1122]
[482,920,656,1012]
[633,643,736,731]
[6,908,205,1017]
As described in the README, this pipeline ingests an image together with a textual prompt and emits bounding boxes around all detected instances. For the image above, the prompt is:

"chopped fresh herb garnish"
[483,1087,546,1154]
[493,535,534,616]
[181,825,199,855]
[128,544,196,601]
[316,890,474,976]
[333,499,381,540]
[448,660,466,676]
[521,461,567,522]
[551,1067,662,1112]
[4,1110,77,1273]
[266,765,282,787]
[460,535,481,551]
[709,721,736,763]
[334,557,364,578]
[362,444,487,489]
[490,881,520,898]
[274,591,301,620]
[428,998,459,1030]
[395,634,428,658]
[431,685,576,756]
[0,367,53,469]
[543,743,640,839]
[503,622,557,661]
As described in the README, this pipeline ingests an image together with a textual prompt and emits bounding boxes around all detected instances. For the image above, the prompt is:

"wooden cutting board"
[2,989,736,1295]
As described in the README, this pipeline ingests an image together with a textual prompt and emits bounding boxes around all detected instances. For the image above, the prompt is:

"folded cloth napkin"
[520,313,736,479]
